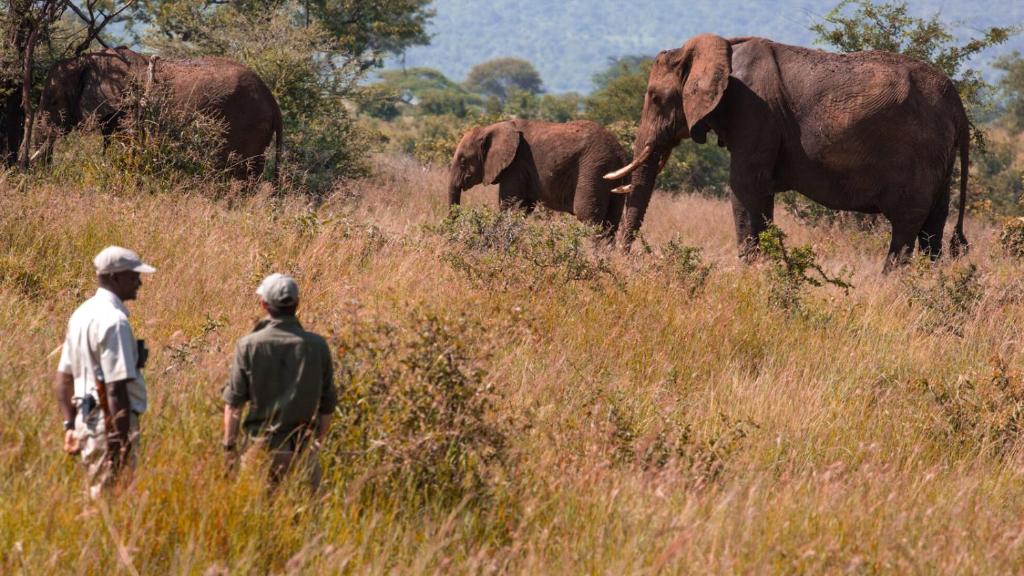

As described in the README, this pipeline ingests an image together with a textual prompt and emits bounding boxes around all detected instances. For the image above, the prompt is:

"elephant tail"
[950,126,969,257]
[273,109,284,187]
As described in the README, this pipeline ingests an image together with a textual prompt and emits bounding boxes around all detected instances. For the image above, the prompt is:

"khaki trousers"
[76,409,140,500]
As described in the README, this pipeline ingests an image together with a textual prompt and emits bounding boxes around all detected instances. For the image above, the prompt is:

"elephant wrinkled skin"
[38,47,283,180]
[608,34,970,270]
[449,119,630,242]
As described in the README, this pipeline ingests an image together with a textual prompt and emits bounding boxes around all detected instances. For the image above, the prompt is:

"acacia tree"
[464,57,543,105]
[130,0,432,68]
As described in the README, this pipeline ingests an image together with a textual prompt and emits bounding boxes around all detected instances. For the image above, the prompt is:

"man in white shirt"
[55,246,155,498]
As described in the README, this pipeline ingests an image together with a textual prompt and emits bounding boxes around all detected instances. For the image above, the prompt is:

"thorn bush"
[757,224,853,311]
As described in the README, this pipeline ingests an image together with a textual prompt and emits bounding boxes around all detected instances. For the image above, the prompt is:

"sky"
[392,0,1024,93]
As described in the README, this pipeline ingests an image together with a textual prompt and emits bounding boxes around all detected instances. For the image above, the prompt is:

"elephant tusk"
[611,184,634,194]
[604,145,652,180]
[29,148,43,161]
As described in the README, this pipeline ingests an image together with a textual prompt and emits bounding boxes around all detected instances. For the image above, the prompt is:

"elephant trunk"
[618,150,662,248]
[448,183,462,206]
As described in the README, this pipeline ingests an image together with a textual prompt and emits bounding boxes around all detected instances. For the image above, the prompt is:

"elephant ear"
[482,122,521,185]
[680,34,731,134]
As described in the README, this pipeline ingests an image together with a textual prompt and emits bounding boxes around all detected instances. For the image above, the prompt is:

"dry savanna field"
[4,154,1024,573]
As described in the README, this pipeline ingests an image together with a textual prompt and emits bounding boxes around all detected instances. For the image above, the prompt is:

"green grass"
[3,156,1024,573]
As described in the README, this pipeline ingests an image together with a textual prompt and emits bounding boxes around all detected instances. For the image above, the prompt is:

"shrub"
[999,217,1024,257]
[658,238,713,296]
[599,390,755,488]
[920,356,1024,458]
[329,310,513,508]
[758,224,853,311]
[44,83,231,192]
[430,205,614,291]
[905,262,982,337]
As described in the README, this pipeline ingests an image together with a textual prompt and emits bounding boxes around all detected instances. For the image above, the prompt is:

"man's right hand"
[63,429,80,455]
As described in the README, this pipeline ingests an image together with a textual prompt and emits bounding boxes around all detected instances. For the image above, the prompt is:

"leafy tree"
[304,0,433,68]
[464,57,543,104]
[365,67,482,118]
[996,51,1024,131]
[131,0,433,69]
[585,58,650,125]
[501,89,581,122]
[590,55,649,93]
[811,0,1017,126]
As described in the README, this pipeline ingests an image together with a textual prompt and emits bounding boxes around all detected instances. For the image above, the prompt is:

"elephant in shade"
[448,119,630,241]
[607,34,971,270]
[37,46,283,180]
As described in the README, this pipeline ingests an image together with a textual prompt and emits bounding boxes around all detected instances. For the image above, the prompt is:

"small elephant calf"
[448,119,630,242]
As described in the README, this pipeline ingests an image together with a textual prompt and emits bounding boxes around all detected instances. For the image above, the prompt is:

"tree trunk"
[16,24,39,170]
[1,83,23,166]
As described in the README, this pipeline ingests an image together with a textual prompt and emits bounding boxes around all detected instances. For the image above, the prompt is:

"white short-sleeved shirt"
[57,287,147,413]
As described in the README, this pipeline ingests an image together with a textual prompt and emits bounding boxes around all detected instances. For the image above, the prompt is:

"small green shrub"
[329,310,513,508]
[430,205,614,290]
[603,120,730,196]
[999,217,1024,257]
[757,224,853,311]
[599,391,755,488]
[658,238,713,296]
[905,262,982,337]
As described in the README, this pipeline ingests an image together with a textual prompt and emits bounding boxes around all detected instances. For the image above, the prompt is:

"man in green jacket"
[222,273,336,489]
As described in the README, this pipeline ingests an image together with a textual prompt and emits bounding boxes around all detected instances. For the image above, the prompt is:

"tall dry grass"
[2,155,1024,573]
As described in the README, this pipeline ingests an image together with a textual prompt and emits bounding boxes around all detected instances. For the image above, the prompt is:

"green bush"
[905,262,982,337]
[329,310,512,507]
[758,224,853,311]
[658,238,713,297]
[999,217,1024,257]
[430,206,614,291]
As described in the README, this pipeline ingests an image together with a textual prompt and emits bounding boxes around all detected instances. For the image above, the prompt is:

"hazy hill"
[393,0,1024,93]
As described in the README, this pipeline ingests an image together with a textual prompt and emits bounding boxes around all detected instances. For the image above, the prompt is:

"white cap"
[256,273,299,307]
[94,246,156,275]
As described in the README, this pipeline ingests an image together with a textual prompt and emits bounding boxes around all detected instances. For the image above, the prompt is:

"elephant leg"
[729,179,775,261]
[600,192,626,247]
[572,172,618,244]
[917,188,950,260]
[884,222,921,273]
[497,170,531,212]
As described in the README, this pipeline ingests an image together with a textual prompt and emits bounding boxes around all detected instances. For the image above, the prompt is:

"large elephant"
[37,46,283,180]
[607,34,970,270]
[449,119,629,240]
